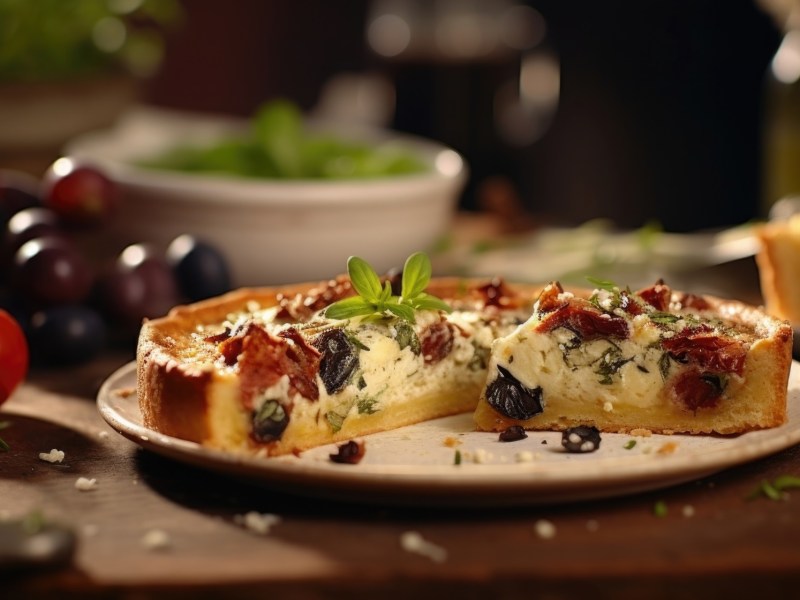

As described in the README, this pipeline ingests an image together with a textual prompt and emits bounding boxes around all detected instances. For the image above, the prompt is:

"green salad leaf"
[325,252,451,323]
[139,100,427,180]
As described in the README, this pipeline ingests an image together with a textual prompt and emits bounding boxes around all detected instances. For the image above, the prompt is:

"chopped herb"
[326,411,345,433]
[586,276,618,292]
[649,312,682,325]
[658,352,672,381]
[624,440,637,450]
[344,331,370,351]
[594,345,631,384]
[467,344,490,371]
[454,450,462,465]
[356,396,380,415]
[22,510,46,535]
[653,500,668,517]
[326,252,451,323]
[747,475,800,501]
[394,321,421,354]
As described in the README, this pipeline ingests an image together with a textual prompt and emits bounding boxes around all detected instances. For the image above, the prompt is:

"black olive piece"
[252,399,290,442]
[561,425,602,453]
[313,328,360,395]
[499,425,528,442]
[485,365,544,420]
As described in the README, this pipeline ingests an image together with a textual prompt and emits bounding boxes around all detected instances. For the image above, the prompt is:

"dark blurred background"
[140,0,783,233]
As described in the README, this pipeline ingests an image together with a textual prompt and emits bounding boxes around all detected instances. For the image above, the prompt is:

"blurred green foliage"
[0,0,180,83]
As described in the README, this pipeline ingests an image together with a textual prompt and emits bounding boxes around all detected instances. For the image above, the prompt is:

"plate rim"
[97,361,800,506]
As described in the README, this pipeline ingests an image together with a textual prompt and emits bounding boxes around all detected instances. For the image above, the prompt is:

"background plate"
[98,362,800,507]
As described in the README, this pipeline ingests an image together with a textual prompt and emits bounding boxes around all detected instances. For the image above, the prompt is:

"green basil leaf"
[401,251,432,300]
[325,296,376,320]
[586,276,617,292]
[411,293,452,313]
[384,302,416,322]
[347,256,383,301]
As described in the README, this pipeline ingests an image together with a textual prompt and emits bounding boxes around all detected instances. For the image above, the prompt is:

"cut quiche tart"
[137,254,793,457]
[137,254,540,456]
[475,280,793,435]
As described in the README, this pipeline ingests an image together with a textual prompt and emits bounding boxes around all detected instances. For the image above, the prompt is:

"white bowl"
[66,107,467,286]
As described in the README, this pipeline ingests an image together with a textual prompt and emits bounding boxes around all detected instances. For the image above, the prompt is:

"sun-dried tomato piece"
[476,277,520,309]
[537,303,629,341]
[498,424,528,442]
[637,281,672,311]
[218,334,244,366]
[237,324,321,408]
[204,327,231,344]
[420,321,455,365]
[661,324,747,375]
[676,292,711,311]
[536,282,566,313]
[276,276,354,321]
[329,440,365,464]
[670,368,724,411]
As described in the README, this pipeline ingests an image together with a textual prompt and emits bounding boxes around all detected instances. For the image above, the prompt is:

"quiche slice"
[137,274,540,456]
[474,280,793,435]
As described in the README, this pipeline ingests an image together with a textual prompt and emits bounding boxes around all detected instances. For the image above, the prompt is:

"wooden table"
[2,257,800,599]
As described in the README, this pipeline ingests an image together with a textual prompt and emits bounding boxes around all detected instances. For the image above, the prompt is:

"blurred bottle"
[363,0,559,213]
[762,1,800,216]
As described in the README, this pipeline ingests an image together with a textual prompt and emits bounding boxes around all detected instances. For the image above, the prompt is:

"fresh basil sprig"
[325,252,451,322]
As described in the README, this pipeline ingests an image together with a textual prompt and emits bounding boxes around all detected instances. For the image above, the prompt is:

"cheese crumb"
[534,519,557,539]
[603,401,614,412]
[472,448,491,464]
[75,477,97,491]
[39,449,65,463]
[234,511,281,535]
[98,431,109,439]
[141,529,171,551]
[400,531,447,563]
[630,428,653,437]
[682,505,696,518]
[515,450,536,463]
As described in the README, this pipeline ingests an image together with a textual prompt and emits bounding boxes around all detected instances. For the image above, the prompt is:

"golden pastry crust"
[756,217,800,325]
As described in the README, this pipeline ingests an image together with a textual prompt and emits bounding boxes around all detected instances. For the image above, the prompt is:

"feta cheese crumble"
[400,531,447,563]
[534,519,557,539]
[74,477,98,491]
[39,449,65,463]
[141,529,171,550]
[234,511,282,535]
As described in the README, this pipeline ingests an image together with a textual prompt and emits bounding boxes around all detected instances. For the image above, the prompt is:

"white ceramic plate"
[98,362,800,507]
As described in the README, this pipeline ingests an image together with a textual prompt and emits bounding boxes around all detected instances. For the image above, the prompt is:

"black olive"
[252,400,289,442]
[485,366,544,420]
[498,425,528,442]
[561,425,601,453]
[313,328,360,395]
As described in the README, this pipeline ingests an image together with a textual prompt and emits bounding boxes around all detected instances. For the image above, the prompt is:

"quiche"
[137,256,793,457]
[137,267,539,456]
[474,280,793,435]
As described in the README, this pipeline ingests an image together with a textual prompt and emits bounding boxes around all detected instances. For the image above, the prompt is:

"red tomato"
[0,309,28,404]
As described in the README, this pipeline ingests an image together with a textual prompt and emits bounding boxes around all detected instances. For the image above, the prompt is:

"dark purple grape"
[97,243,179,326]
[0,169,40,230]
[251,399,289,442]
[13,237,93,306]
[28,305,106,365]
[166,235,232,301]
[4,208,63,258]
[41,158,117,227]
